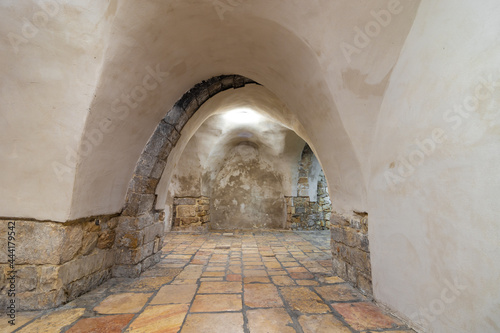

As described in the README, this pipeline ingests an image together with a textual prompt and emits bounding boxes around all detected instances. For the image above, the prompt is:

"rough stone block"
[0,221,82,265]
[97,229,116,249]
[142,251,162,272]
[158,141,173,162]
[208,79,223,96]
[357,273,373,296]
[143,222,164,244]
[234,75,245,88]
[112,263,142,278]
[116,229,144,248]
[135,213,156,230]
[177,205,196,218]
[331,257,347,278]
[193,84,210,106]
[39,265,62,292]
[17,289,65,311]
[181,94,199,117]
[117,242,154,265]
[59,250,114,285]
[15,266,37,292]
[135,153,156,177]
[122,193,156,216]
[65,269,111,301]
[164,104,188,128]
[151,160,167,179]
[129,175,159,194]
[220,75,235,90]
[80,231,98,256]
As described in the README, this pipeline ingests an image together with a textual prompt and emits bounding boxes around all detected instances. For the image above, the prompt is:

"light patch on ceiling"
[222,108,265,125]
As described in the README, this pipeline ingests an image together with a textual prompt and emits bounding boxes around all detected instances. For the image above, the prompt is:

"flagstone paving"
[2,231,415,333]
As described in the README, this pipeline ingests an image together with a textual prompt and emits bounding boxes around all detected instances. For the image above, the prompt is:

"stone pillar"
[112,212,165,278]
[330,212,372,295]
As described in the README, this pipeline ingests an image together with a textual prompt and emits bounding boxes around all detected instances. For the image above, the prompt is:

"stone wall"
[0,216,118,310]
[172,197,210,232]
[112,211,165,278]
[330,212,372,295]
[285,196,331,230]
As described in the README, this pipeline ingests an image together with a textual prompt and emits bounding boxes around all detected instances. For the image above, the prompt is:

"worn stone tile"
[199,277,224,282]
[202,271,225,277]
[296,280,319,286]
[315,284,364,302]
[229,266,242,274]
[0,311,42,333]
[181,313,244,333]
[333,302,402,331]
[271,275,296,286]
[298,314,351,333]
[244,284,283,308]
[198,281,242,293]
[290,272,315,279]
[282,261,300,267]
[280,287,330,314]
[244,276,271,284]
[244,269,268,277]
[286,267,308,273]
[112,275,179,292]
[126,304,189,333]
[17,308,85,333]
[94,293,152,314]
[205,266,226,272]
[247,308,295,333]
[151,284,198,304]
[227,274,242,282]
[191,294,242,312]
[172,278,199,284]
[175,265,204,280]
[318,276,345,284]
[268,270,287,276]
[67,314,135,333]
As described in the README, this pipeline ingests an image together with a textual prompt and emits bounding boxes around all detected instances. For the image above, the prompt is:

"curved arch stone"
[113,75,258,277]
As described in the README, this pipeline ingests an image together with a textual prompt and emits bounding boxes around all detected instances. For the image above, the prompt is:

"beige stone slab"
[280,287,330,314]
[318,276,345,284]
[191,294,242,312]
[244,269,268,277]
[198,281,242,293]
[151,284,198,304]
[126,304,189,333]
[296,280,320,286]
[299,314,351,333]
[333,302,402,331]
[244,276,271,284]
[315,284,364,302]
[0,311,42,333]
[67,314,135,333]
[244,284,283,308]
[17,308,85,333]
[181,313,244,333]
[247,308,295,333]
[271,275,296,286]
[94,293,152,314]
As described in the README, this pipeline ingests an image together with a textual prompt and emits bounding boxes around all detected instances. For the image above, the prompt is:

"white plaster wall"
[0,0,116,221]
[370,1,500,331]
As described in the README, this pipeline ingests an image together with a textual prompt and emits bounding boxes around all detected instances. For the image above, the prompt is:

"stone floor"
[1,231,415,333]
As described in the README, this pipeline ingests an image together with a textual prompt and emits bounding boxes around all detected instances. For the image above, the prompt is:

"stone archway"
[114,75,258,277]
